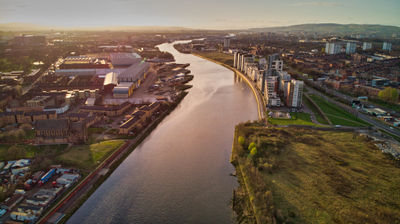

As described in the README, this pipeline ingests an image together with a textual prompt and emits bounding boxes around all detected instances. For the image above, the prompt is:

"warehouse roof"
[103,72,118,86]
[118,61,149,82]
[110,53,141,66]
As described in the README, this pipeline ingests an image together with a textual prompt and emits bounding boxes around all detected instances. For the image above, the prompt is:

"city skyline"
[0,0,400,29]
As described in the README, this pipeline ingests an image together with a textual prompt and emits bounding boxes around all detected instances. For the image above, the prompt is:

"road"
[306,86,400,137]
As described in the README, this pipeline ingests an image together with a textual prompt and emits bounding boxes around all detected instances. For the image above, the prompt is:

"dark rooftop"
[35,119,69,131]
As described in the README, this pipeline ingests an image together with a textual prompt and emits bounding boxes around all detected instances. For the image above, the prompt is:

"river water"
[68,40,258,224]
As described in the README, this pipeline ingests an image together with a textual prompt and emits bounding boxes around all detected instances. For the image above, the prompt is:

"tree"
[6,145,26,160]
[250,147,258,157]
[238,136,245,146]
[378,87,399,104]
[248,142,256,151]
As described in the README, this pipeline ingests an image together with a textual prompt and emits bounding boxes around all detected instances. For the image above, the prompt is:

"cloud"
[292,1,343,7]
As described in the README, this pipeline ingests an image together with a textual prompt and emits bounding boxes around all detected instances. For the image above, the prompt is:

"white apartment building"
[286,80,304,108]
[325,42,343,54]
[362,42,372,50]
[382,42,392,51]
[346,42,357,54]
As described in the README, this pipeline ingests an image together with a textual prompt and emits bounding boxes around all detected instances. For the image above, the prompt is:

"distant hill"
[249,23,400,37]
[0,23,192,32]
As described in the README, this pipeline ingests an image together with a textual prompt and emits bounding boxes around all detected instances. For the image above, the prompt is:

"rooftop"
[35,119,69,131]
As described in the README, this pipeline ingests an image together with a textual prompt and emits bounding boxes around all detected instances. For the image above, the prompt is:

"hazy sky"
[0,0,399,29]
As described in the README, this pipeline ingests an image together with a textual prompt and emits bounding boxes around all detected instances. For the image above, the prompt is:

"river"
[67,40,258,224]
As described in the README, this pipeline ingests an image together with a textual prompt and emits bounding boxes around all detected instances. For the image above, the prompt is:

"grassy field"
[196,52,233,66]
[232,123,400,224]
[303,95,330,125]
[0,140,125,171]
[0,144,67,161]
[57,140,125,170]
[268,112,316,126]
[309,94,368,127]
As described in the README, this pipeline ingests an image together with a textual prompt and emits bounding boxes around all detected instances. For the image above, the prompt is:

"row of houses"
[0,110,57,127]
[79,101,131,117]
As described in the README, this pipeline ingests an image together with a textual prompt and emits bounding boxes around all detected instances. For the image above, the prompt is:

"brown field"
[232,122,400,224]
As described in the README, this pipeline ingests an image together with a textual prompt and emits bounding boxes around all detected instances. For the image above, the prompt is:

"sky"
[0,0,399,29]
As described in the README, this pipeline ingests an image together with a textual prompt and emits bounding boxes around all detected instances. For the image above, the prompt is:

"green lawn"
[303,96,330,125]
[309,94,369,127]
[196,52,233,66]
[0,140,125,171]
[56,140,125,170]
[268,112,316,126]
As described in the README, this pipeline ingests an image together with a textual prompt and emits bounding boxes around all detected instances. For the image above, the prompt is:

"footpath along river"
[67,40,258,224]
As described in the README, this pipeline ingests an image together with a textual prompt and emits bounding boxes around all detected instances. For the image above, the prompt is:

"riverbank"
[38,91,190,224]
[191,53,266,120]
[231,122,400,224]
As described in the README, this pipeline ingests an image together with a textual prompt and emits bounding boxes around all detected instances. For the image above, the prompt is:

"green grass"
[303,96,330,125]
[268,112,316,126]
[309,94,368,127]
[57,140,125,170]
[232,124,400,224]
[0,140,125,171]
[196,52,233,66]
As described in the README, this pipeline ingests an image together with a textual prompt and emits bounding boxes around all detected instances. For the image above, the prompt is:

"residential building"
[34,119,88,144]
[277,71,291,97]
[270,60,283,71]
[223,38,230,50]
[119,110,148,134]
[382,42,392,51]
[346,42,357,54]
[286,80,304,108]
[325,42,343,54]
[362,42,372,50]
[233,51,239,68]
[240,55,253,72]
[79,101,131,117]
